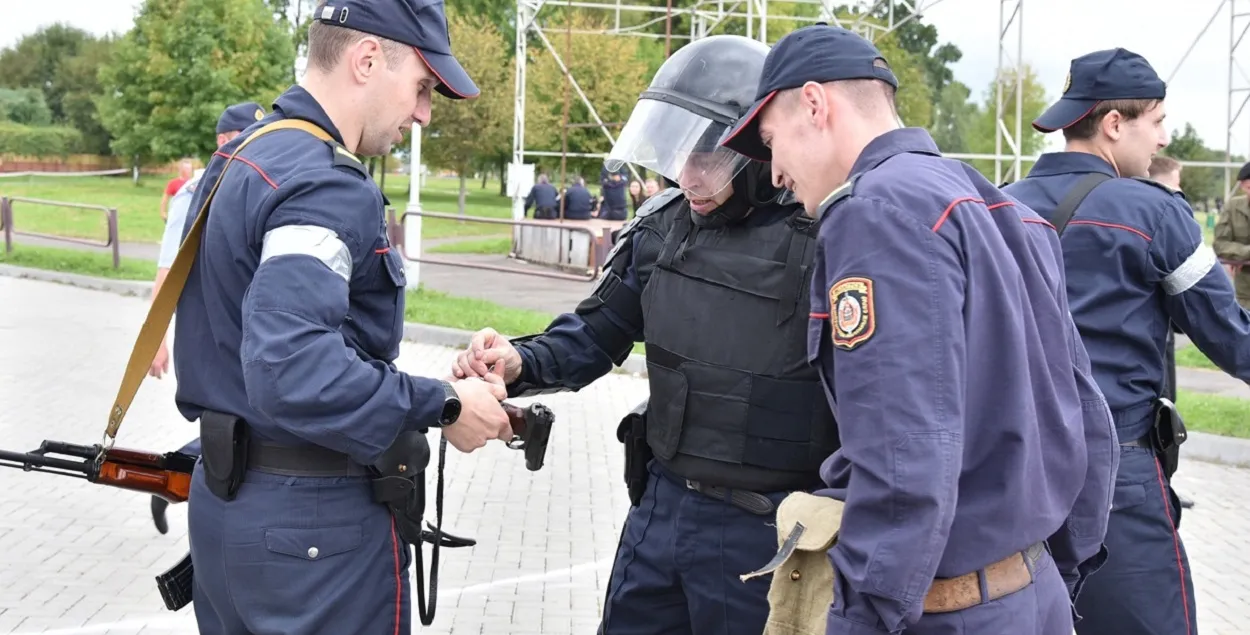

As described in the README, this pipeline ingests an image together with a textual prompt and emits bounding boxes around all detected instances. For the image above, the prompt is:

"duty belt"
[658,469,776,516]
[923,541,1045,613]
[246,440,370,477]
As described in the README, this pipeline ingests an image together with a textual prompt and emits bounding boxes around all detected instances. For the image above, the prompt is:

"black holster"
[616,399,652,507]
[1150,397,1188,480]
[370,430,432,544]
[199,410,249,501]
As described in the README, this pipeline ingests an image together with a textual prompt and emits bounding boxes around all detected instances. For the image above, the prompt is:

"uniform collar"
[848,127,942,178]
[271,85,346,145]
[1027,151,1119,178]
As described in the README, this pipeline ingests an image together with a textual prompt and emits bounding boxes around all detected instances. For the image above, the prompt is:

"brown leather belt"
[923,542,1045,613]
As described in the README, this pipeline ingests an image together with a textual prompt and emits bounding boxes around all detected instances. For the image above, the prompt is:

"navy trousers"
[187,462,411,635]
[1074,445,1196,635]
[598,461,789,635]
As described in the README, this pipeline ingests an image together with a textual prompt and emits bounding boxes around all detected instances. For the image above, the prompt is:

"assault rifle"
[0,441,195,503]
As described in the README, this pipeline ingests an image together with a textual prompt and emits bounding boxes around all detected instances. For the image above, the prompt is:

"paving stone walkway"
[0,277,1247,634]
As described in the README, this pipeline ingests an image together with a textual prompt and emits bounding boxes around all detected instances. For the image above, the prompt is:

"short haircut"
[1061,99,1162,142]
[306,21,409,73]
[1148,155,1181,178]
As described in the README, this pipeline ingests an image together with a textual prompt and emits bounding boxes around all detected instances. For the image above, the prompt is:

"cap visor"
[415,48,480,100]
[718,92,776,162]
[1032,98,1098,133]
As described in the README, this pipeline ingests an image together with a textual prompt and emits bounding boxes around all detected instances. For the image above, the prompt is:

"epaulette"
[328,141,368,179]
[1129,175,1180,196]
[636,187,683,218]
[811,175,860,222]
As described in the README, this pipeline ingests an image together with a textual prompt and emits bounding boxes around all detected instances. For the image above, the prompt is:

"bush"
[0,121,83,156]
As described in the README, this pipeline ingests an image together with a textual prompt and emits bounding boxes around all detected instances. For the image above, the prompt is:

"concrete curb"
[0,263,652,378]
[0,264,154,297]
[1182,431,1250,469]
[6,263,1250,467]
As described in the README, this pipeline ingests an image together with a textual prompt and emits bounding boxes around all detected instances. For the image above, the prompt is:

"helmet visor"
[605,99,751,200]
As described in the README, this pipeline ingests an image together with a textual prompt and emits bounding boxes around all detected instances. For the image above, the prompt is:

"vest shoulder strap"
[1053,172,1112,236]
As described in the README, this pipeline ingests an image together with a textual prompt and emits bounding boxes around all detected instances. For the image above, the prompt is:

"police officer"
[1003,48,1250,635]
[451,34,842,634]
[170,2,512,632]
[524,173,559,219]
[146,101,266,534]
[721,24,1118,634]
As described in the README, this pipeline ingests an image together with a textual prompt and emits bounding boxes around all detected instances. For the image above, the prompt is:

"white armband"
[260,225,352,282]
[1162,243,1217,296]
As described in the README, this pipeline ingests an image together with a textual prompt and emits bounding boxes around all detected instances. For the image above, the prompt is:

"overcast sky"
[4,0,1246,158]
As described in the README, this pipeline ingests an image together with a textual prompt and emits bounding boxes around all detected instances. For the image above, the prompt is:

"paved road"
[1,277,1247,634]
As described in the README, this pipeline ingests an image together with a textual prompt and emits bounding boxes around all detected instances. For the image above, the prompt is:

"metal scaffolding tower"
[502,0,1250,214]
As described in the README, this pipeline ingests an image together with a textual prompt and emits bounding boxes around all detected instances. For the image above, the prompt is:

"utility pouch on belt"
[1150,397,1187,480]
[740,492,845,635]
[199,410,249,501]
[616,399,651,507]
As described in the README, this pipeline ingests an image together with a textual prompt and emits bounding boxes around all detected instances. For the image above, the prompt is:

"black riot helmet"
[606,35,779,223]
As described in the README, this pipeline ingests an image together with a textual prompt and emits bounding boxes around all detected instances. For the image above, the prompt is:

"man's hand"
[149,339,171,379]
[452,328,522,384]
[440,376,512,453]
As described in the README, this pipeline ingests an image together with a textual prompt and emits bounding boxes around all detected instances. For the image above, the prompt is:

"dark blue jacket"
[1005,152,1250,441]
[600,176,628,209]
[561,184,593,220]
[173,85,445,466]
[808,129,1118,633]
[524,182,558,213]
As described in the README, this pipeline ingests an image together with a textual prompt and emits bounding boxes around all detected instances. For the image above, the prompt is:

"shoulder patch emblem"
[829,276,875,350]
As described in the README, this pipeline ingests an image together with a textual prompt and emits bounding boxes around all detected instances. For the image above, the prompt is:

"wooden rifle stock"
[0,440,196,503]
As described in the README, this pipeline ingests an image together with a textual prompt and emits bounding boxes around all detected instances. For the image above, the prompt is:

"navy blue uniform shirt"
[562,184,594,219]
[1005,152,1250,441]
[524,182,559,213]
[808,129,1118,633]
[173,85,445,466]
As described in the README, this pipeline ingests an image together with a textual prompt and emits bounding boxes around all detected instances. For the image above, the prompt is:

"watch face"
[442,399,461,425]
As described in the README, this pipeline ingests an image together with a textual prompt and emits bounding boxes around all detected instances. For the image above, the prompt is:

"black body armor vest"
[640,204,839,492]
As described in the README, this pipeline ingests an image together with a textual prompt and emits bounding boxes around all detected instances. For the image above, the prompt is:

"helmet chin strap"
[687,161,782,229]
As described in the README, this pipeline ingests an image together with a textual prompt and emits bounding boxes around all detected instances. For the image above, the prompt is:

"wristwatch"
[438,380,462,426]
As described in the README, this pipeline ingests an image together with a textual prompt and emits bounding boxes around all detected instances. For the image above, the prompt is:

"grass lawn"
[0,242,157,280]
[427,235,513,255]
[1177,389,1250,439]
[0,173,515,244]
[1175,344,1218,371]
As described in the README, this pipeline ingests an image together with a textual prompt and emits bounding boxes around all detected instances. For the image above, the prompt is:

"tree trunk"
[379,155,387,194]
[481,168,487,190]
[499,157,507,197]
[458,172,468,219]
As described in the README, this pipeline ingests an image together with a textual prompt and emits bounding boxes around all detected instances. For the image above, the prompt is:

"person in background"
[599,167,629,220]
[644,177,660,198]
[1147,155,1183,193]
[159,158,193,221]
[628,179,646,212]
[1214,161,1250,310]
[524,173,559,219]
[562,176,594,220]
[146,101,267,535]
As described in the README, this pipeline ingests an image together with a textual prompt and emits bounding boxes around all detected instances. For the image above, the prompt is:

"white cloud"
[6,0,1249,159]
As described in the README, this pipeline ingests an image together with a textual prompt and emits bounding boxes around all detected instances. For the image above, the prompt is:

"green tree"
[0,89,53,126]
[524,12,652,181]
[0,24,118,154]
[964,64,1049,181]
[1162,123,1224,202]
[97,0,294,164]
[422,13,513,214]
[929,81,979,153]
